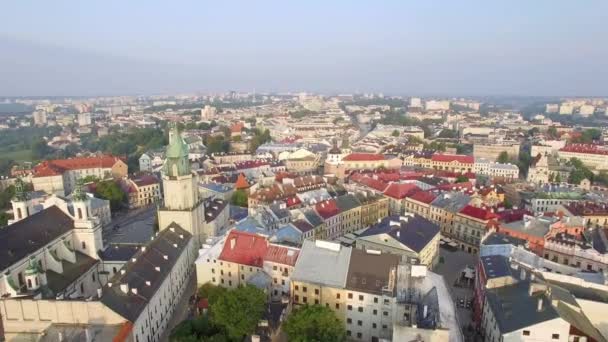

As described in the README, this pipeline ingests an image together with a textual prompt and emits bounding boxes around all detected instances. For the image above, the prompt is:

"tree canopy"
[496,151,510,164]
[94,180,126,210]
[230,189,248,207]
[283,305,346,342]
[210,285,266,341]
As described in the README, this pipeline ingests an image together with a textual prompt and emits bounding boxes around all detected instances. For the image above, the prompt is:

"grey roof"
[482,232,527,247]
[480,255,512,280]
[359,215,440,253]
[99,244,141,262]
[301,209,324,227]
[485,282,560,334]
[430,192,471,213]
[100,223,192,322]
[268,204,291,220]
[46,252,99,296]
[0,206,74,271]
[335,194,362,212]
[200,182,233,193]
[204,198,228,223]
[291,240,351,288]
[346,248,400,295]
[502,216,551,238]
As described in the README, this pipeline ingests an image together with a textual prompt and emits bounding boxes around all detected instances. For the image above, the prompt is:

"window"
[373,309,377,315]
[92,273,96,282]
[522,330,530,336]
[347,305,352,311]
[315,299,319,304]
[228,280,232,286]
[294,295,299,302]
[82,241,86,250]
[348,293,353,299]
[347,318,352,324]
[113,267,117,274]
[346,330,351,337]
[295,285,299,291]
[357,320,362,326]
[357,332,362,338]
[336,293,341,299]
[358,307,363,313]
[303,296,307,303]
[335,303,340,309]
[211,268,215,274]
[241,275,245,280]
[372,323,377,329]
[383,311,388,316]
[315,289,319,295]
[552,334,559,340]
[374,297,378,303]
[303,286,307,292]
[359,295,364,301]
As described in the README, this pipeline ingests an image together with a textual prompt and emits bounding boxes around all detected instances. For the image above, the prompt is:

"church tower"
[10,178,33,223]
[71,179,104,259]
[158,123,205,245]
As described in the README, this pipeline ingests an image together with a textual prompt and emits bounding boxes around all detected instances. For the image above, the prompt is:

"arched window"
[82,241,86,250]
[27,279,32,288]
[77,208,83,219]
[17,208,22,220]
[113,267,117,274]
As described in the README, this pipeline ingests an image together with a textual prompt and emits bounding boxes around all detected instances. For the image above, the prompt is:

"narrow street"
[160,272,197,342]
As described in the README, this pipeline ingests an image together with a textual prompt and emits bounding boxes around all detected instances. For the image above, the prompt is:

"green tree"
[198,284,228,306]
[231,190,248,207]
[391,130,400,137]
[555,173,562,183]
[568,169,587,185]
[496,151,510,164]
[210,285,266,341]
[31,139,50,160]
[547,126,558,139]
[548,173,555,183]
[94,181,126,210]
[283,305,346,342]
[455,175,469,183]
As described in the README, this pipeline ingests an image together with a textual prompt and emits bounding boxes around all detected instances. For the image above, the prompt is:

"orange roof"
[235,173,250,189]
[113,322,133,342]
[34,155,123,177]
[264,244,300,266]
[231,122,245,133]
[219,230,268,267]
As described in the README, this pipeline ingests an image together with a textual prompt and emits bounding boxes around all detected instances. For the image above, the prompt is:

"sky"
[1,0,607,97]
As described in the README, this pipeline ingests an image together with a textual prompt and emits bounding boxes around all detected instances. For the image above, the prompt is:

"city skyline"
[1,0,608,97]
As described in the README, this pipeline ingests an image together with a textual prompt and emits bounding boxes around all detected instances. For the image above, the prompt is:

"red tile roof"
[459,205,498,221]
[230,122,245,133]
[343,153,385,161]
[219,230,268,267]
[34,155,123,177]
[285,196,301,207]
[350,173,389,192]
[409,190,438,204]
[431,154,474,164]
[235,173,250,189]
[560,144,608,155]
[383,183,420,199]
[315,199,340,219]
[264,244,300,266]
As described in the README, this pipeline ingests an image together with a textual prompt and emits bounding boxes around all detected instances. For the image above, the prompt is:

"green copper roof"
[13,178,28,202]
[163,124,191,177]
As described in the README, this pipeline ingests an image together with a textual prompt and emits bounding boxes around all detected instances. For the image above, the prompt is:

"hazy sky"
[1,0,607,96]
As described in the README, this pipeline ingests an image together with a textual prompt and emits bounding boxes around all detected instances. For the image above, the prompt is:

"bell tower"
[10,178,32,223]
[71,179,103,258]
[158,123,205,245]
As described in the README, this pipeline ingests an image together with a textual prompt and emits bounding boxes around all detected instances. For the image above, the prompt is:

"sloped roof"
[0,206,74,271]
[383,183,420,199]
[34,155,123,177]
[359,215,440,253]
[100,223,192,322]
[219,230,268,267]
[264,244,300,266]
[459,205,498,221]
[315,199,340,219]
